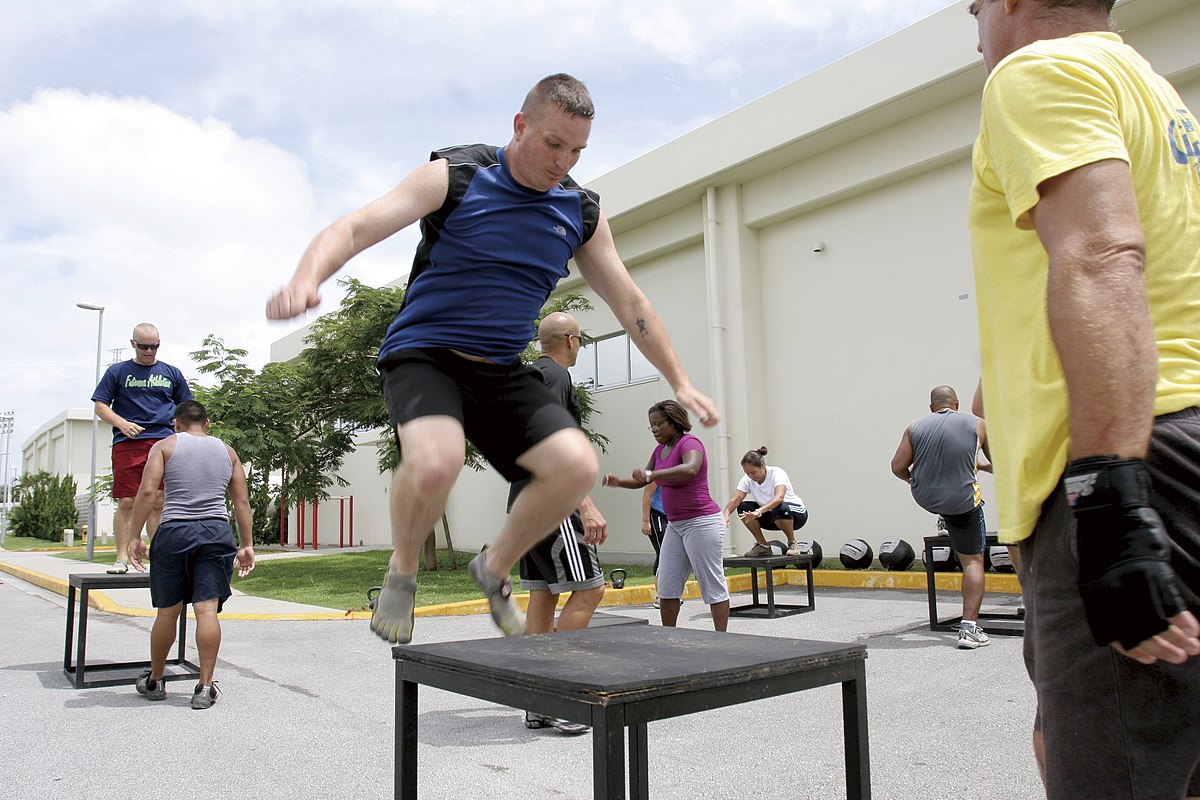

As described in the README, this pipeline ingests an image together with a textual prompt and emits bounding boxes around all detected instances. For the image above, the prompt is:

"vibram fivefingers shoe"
[135,670,166,701]
[370,569,418,644]
[468,549,526,637]
[191,681,220,709]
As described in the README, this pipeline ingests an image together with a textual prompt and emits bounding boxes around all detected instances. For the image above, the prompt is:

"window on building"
[569,332,660,391]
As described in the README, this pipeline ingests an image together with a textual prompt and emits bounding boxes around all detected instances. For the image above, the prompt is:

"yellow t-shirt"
[969,32,1200,543]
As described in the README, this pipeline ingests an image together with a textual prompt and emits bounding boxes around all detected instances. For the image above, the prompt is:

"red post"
[298,500,305,550]
[349,496,355,546]
[313,499,319,551]
[339,497,345,548]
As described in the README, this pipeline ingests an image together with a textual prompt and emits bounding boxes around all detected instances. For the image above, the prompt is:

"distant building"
[21,408,114,539]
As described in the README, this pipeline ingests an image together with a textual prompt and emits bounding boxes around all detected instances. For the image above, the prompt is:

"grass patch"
[2,536,71,551]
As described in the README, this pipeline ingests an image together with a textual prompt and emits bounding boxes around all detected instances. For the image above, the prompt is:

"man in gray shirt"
[891,385,992,648]
[127,400,255,708]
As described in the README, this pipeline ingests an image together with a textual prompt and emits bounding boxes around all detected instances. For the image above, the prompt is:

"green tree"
[188,277,607,545]
[10,471,79,541]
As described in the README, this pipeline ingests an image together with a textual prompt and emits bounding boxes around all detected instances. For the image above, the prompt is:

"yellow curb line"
[0,559,1020,622]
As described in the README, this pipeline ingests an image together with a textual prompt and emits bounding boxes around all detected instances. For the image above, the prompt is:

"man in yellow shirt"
[968,0,1200,795]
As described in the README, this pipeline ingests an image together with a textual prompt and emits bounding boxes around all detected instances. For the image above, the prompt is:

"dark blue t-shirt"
[378,144,601,366]
[91,360,193,444]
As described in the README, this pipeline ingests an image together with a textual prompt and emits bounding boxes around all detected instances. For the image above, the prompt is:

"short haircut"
[648,399,692,433]
[521,73,594,121]
[174,400,208,426]
[741,446,769,468]
[1040,0,1115,12]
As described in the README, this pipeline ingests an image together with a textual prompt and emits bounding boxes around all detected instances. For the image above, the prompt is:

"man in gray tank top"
[891,385,993,649]
[127,400,255,709]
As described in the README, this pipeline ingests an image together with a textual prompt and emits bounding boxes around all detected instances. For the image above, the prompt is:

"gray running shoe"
[742,543,772,558]
[190,682,220,709]
[957,626,990,650]
[550,718,591,735]
[468,549,526,637]
[370,569,418,644]
[135,670,166,701]
[785,541,804,557]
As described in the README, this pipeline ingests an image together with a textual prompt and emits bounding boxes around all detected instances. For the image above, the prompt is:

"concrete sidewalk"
[0,558,1041,800]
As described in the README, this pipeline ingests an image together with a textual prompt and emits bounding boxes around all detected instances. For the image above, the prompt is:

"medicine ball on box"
[839,538,873,570]
[879,539,915,571]
[922,544,959,572]
[794,538,823,566]
[988,545,1014,573]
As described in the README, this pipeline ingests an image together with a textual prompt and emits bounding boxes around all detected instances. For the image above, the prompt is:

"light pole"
[0,411,13,545]
[77,303,105,561]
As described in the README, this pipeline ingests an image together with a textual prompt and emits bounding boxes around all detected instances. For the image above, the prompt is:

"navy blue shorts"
[379,348,579,483]
[149,519,237,612]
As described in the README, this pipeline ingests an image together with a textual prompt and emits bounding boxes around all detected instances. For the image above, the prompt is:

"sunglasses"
[133,342,161,351]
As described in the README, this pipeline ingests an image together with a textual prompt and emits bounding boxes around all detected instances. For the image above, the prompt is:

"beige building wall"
[273,0,1200,563]
[21,408,115,537]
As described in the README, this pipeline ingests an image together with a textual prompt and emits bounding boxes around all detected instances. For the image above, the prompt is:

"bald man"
[892,385,992,648]
[91,323,192,573]
[508,312,606,734]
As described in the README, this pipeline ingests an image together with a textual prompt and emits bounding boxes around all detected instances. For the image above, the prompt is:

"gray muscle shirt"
[908,409,981,516]
[161,432,233,522]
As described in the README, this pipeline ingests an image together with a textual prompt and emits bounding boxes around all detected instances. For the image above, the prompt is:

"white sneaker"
[957,625,990,649]
[786,541,803,556]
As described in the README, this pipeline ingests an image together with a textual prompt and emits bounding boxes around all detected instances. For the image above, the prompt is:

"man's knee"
[531,430,598,490]
[395,420,466,495]
[117,496,135,512]
[572,585,605,609]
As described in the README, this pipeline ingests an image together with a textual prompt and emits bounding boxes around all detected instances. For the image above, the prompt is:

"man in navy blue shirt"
[267,73,719,644]
[91,323,192,573]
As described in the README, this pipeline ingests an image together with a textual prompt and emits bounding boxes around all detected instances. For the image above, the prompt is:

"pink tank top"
[653,434,719,522]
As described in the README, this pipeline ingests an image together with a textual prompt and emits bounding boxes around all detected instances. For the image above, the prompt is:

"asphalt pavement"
[0,552,1042,800]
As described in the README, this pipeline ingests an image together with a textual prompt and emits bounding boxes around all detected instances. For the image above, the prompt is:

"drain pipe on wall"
[703,186,732,502]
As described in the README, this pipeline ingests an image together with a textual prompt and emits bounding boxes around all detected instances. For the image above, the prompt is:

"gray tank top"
[161,432,233,522]
[908,409,981,515]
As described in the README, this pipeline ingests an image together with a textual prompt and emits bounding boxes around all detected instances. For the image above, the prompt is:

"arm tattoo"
[636,318,647,337]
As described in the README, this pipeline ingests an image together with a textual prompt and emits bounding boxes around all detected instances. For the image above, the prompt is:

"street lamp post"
[77,303,105,561]
[0,411,13,545]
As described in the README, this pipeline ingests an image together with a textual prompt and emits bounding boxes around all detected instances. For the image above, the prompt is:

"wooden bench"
[923,535,1024,636]
[393,625,870,799]
[63,572,200,689]
[723,553,815,618]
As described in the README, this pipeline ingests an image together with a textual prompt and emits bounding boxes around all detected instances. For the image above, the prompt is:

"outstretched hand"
[674,386,720,427]
[266,278,321,321]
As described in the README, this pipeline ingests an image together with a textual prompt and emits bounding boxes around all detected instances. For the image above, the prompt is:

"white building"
[272,0,1200,561]
[20,408,115,537]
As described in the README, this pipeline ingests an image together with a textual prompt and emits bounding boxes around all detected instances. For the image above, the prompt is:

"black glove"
[1067,455,1186,649]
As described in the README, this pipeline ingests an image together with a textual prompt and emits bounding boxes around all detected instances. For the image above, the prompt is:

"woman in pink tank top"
[604,400,729,631]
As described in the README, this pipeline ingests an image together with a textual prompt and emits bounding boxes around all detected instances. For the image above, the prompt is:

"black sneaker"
[191,682,220,710]
[135,670,166,701]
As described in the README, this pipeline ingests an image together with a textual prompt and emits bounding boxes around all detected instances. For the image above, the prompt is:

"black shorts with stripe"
[519,510,604,594]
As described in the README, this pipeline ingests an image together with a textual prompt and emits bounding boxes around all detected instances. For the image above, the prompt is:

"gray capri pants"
[657,512,729,605]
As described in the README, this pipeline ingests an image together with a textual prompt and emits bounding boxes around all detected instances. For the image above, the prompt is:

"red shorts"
[111,438,164,498]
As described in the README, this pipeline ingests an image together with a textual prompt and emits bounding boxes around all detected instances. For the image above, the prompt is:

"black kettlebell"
[609,568,627,589]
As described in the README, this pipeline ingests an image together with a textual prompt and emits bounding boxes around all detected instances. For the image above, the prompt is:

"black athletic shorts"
[939,503,986,555]
[519,510,604,594]
[737,500,809,532]
[379,348,579,482]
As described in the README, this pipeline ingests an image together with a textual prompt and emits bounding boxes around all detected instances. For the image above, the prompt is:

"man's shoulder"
[432,143,499,167]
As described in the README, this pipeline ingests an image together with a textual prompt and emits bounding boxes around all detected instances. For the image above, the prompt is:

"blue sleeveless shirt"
[378,144,601,366]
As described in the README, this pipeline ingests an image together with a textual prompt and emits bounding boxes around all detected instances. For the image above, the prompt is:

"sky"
[0,0,961,466]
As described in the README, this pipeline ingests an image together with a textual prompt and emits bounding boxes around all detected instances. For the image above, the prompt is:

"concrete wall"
[20,408,115,538]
